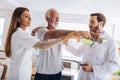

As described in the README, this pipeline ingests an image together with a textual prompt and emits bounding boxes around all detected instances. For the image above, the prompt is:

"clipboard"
[63,59,85,66]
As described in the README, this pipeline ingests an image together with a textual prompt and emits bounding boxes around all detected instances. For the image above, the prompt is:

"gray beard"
[50,23,58,28]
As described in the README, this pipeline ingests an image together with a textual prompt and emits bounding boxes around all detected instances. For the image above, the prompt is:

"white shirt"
[36,28,63,74]
[8,28,39,80]
[66,31,120,80]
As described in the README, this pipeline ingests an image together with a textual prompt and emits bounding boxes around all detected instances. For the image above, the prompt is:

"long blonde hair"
[4,7,29,57]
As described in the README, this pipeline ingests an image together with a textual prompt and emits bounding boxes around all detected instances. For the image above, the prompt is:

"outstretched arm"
[44,30,91,40]
[33,32,81,49]
[31,27,91,40]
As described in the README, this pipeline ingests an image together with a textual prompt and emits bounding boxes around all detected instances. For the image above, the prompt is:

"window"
[57,22,89,31]
[114,24,120,47]
[57,22,88,61]
[0,18,5,46]
[113,24,120,41]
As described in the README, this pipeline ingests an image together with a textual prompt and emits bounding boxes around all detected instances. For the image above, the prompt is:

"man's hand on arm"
[90,31,101,41]
[77,31,92,39]
[31,27,41,36]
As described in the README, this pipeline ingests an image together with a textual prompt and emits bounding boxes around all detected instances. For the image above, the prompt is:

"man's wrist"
[31,32,36,36]
[32,31,36,33]
[91,68,93,72]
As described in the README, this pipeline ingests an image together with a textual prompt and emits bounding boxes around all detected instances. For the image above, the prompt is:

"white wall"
[0,9,13,46]
[30,11,46,29]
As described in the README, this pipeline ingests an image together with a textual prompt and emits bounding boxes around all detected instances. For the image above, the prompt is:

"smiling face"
[46,9,59,30]
[49,11,59,28]
[18,10,31,29]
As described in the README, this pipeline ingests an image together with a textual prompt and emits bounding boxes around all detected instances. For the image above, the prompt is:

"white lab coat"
[66,31,120,80]
[7,28,39,80]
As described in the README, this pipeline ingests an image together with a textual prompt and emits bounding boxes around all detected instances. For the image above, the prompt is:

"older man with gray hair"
[32,8,91,80]
[34,8,70,80]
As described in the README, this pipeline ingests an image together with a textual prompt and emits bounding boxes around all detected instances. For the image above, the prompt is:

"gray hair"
[45,8,58,19]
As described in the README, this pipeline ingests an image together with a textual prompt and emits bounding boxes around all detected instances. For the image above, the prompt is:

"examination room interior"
[0,0,120,80]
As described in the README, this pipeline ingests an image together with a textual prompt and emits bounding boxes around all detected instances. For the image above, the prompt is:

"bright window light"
[0,18,5,46]
[57,22,89,31]
[57,22,89,60]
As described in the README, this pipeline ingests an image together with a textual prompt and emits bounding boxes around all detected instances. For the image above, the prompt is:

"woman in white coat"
[4,7,81,80]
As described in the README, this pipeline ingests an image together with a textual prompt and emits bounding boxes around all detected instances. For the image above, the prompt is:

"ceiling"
[0,0,120,18]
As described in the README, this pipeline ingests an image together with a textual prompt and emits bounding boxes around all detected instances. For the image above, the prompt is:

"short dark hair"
[90,13,106,27]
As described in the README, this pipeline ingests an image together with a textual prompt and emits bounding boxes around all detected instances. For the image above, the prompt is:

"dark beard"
[90,25,99,33]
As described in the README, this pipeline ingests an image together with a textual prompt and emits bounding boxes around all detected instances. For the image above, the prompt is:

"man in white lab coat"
[66,13,120,80]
